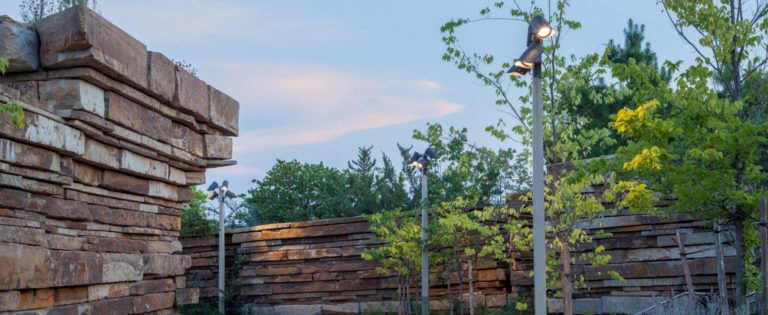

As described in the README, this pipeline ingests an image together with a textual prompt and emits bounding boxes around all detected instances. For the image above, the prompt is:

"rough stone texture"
[208,85,239,136]
[39,79,105,117]
[0,11,238,314]
[36,6,148,89]
[204,134,233,160]
[174,67,209,121]
[147,51,176,104]
[0,16,39,72]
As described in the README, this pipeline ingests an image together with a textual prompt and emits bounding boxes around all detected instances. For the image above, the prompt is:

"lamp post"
[206,180,238,315]
[507,15,554,315]
[408,147,439,315]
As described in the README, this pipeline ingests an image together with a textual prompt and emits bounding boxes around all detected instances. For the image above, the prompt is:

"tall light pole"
[507,15,554,315]
[408,147,439,315]
[206,180,238,315]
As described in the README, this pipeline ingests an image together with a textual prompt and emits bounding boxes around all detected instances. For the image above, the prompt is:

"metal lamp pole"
[218,190,225,314]
[420,167,429,315]
[531,62,546,315]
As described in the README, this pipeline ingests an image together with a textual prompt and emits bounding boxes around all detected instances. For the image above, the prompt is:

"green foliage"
[19,0,98,23]
[0,57,25,129]
[180,188,217,236]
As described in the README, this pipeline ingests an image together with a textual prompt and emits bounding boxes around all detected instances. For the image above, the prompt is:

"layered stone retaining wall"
[182,211,736,314]
[0,6,238,314]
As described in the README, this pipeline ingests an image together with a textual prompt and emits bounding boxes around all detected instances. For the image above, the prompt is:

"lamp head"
[529,15,554,41]
[518,42,543,67]
[221,180,229,192]
[206,181,219,192]
[408,152,423,169]
[507,65,530,77]
[206,191,218,201]
[424,147,440,161]
[225,191,238,199]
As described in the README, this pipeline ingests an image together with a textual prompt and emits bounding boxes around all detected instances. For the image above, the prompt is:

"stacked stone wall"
[182,211,737,314]
[0,5,238,314]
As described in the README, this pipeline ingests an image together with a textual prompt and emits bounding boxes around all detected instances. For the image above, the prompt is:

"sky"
[0,0,697,193]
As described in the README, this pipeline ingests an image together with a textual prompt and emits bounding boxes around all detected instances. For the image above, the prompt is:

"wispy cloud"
[210,164,265,177]
[102,1,348,44]
[202,62,462,152]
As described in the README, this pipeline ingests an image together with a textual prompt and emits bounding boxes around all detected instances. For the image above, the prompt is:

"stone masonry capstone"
[0,5,239,314]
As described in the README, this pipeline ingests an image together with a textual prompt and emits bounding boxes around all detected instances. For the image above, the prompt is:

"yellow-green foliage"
[0,57,25,129]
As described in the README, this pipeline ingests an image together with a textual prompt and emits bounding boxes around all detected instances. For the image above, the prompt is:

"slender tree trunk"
[675,231,696,297]
[715,221,730,314]
[761,198,768,315]
[447,269,454,315]
[560,236,573,315]
[733,219,748,312]
[468,259,475,315]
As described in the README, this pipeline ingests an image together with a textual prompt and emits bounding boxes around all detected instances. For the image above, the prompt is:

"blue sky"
[0,1,696,192]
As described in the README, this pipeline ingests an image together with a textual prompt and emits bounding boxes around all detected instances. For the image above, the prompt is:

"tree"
[606,0,768,310]
[243,159,351,223]
[440,2,625,313]
[19,0,98,23]
[0,58,24,129]
[181,188,217,236]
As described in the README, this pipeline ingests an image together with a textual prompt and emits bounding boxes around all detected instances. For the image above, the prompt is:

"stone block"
[204,134,232,159]
[54,286,88,306]
[175,288,199,305]
[71,161,102,186]
[91,296,134,314]
[0,225,46,247]
[185,171,205,185]
[101,170,149,195]
[148,51,175,103]
[0,290,19,311]
[18,288,54,310]
[36,5,148,88]
[0,112,85,155]
[143,254,190,277]
[87,283,130,301]
[208,85,239,136]
[167,167,186,185]
[83,139,120,169]
[322,302,360,314]
[101,253,144,283]
[148,180,178,201]
[39,79,105,117]
[0,138,60,172]
[0,16,39,72]
[105,91,172,143]
[174,67,209,121]
[129,279,174,296]
[274,304,322,315]
[120,150,169,180]
[52,250,103,286]
[132,292,175,313]
[172,122,204,157]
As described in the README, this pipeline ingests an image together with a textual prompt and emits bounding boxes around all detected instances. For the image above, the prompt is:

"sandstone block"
[105,92,172,143]
[120,150,169,180]
[208,86,239,136]
[167,167,186,185]
[148,181,178,201]
[129,279,174,296]
[91,296,134,314]
[0,112,85,155]
[174,67,209,121]
[82,139,120,169]
[39,79,105,117]
[71,161,102,186]
[52,250,103,286]
[204,134,232,159]
[36,5,148,89]
[87,283,130,301]
[132,292,175,313]
[18,288,54,310]
[175,288,199,305]
[172,122,204,157]
[0,290,19,311]
[101,170,148,195]
[101,253,144,283]
[0,138,60,172]
[185,171,205,185]
[54,286,88,306]
[0,225,46,247]
[143,254,190,277]
[0,16,39,72]
[148,52,175,103]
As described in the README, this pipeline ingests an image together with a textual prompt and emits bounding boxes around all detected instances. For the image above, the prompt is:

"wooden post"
[715,221,729,314]
[675,231,695,298]
[760,197,768,315]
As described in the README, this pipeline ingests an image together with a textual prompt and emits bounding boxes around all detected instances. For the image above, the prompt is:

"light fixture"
[207,181,219,192]
[408,152,423,168]
[424,147,440,161]
[507,65,530,76]
[206,191,218,201]
[225,191,237,199]
[517,42,543,67]
[529,15,554,40]
[221,180,229,192]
